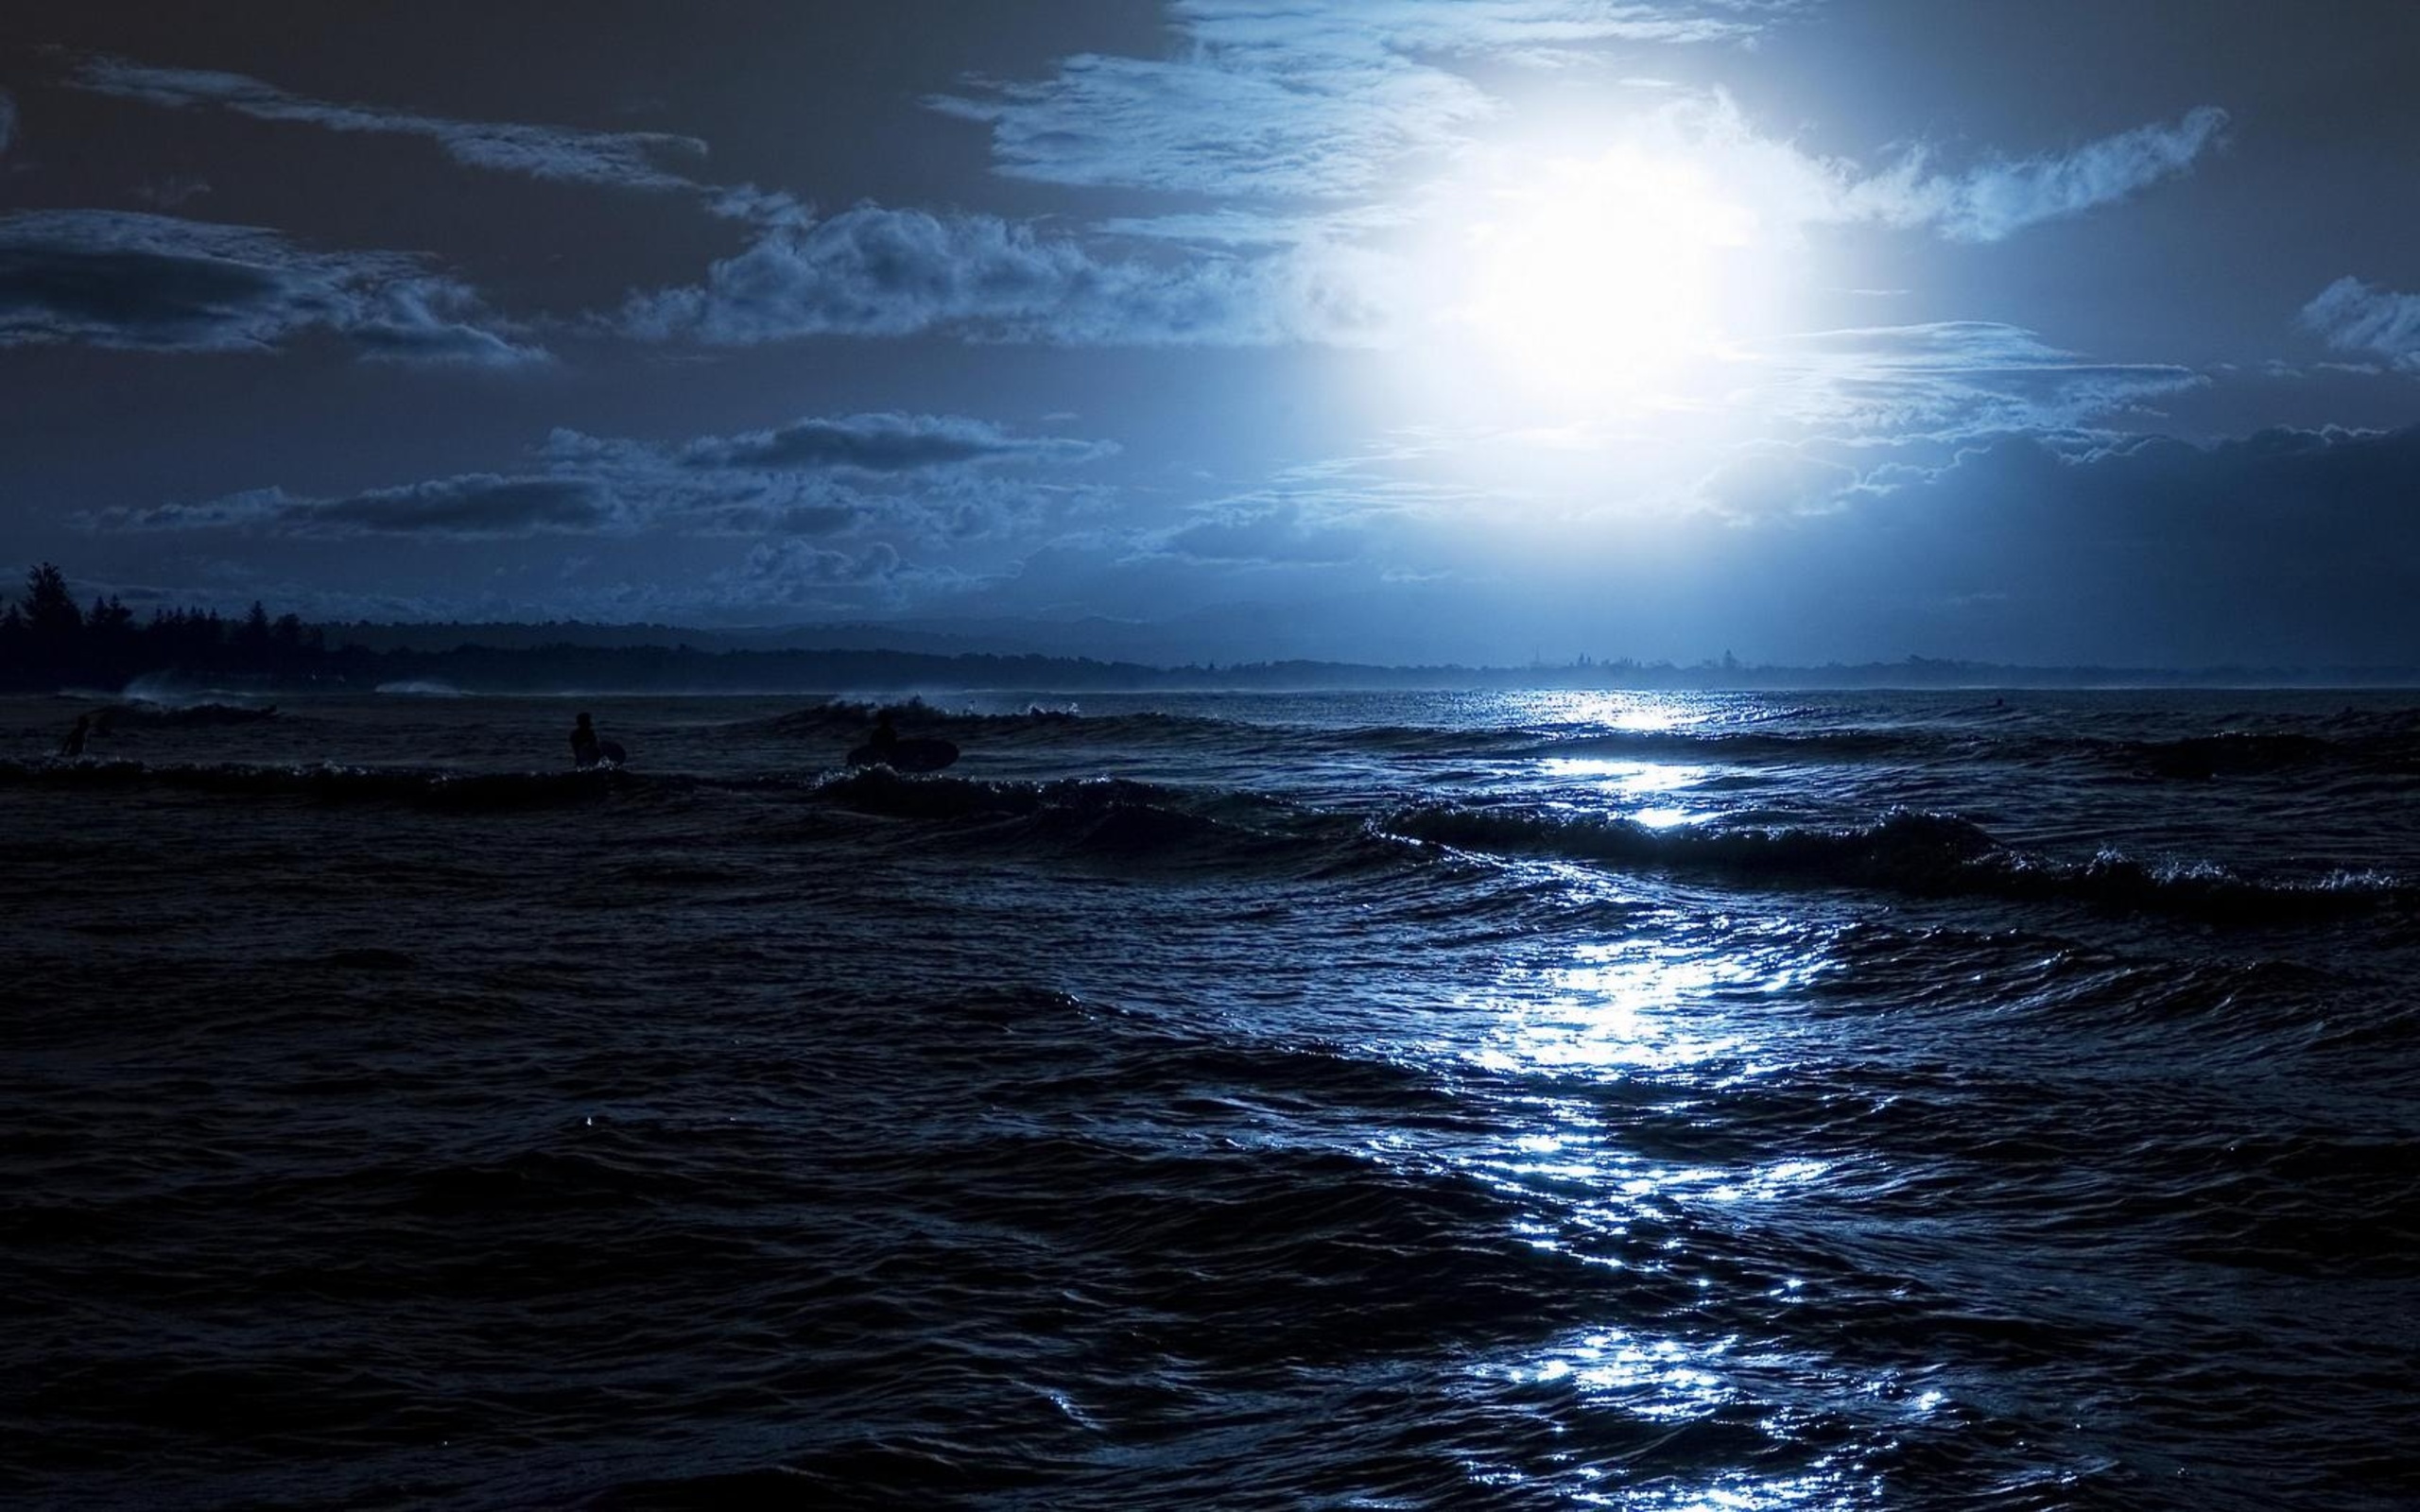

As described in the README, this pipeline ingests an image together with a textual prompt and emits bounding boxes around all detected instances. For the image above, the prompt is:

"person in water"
[59,713,91,759]
[867,709,901,761]
[571,712,601,768]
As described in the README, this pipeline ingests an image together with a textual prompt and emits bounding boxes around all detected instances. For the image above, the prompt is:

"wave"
[804,767,1400,871]
[9,755,2404,920]
[0,758,668,812]
[731,700,2420,784]
[77,699,279,729]
[2104,730,2415,780]
[1472,722,2419,779]
[805,772,2410,919]
[1383,803,2409,923]
[0,758,1367,865]
[736,697,1241,749]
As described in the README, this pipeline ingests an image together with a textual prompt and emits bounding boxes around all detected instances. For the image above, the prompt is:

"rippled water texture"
[5,689,2418,1508]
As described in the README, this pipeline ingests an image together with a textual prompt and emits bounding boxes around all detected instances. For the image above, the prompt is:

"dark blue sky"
[5,1,2417,665]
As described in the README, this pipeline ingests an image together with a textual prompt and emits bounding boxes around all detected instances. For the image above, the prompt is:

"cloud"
[1844,106,2230,242]
[934,2,2211,249]
[933,0,1786,199]
[100,476,612,537]
[932,50,1495,200]
[1628,91,2228,248]
[71,56,708,194]
[717,538,922,609]
[87,411,1115,542]
[614,202,1395,347]
[1691,442,1860,518]
[0,91,16,157]
[132,175,214,209]
[1151,502,1371,565]
[2300,277,2420,369]
[1175,0,1788,55]
[673,412,1117,472]
[0,210,546,363]
[1752,321,2206,438]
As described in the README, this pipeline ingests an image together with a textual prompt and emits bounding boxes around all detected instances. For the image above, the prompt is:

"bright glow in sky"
[1450,147,1767,405]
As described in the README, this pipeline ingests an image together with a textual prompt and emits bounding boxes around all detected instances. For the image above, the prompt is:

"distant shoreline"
[16,638,2419,698]
[8,573,2416,695]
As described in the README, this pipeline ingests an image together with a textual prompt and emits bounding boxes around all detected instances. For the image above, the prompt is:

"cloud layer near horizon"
[86,411,1115,545]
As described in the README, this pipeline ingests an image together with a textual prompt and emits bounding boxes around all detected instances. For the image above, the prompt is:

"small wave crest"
[741,697,1241,749]
[0,758,662,812]
[1383,803,2409,922]
[807,767,1367,867]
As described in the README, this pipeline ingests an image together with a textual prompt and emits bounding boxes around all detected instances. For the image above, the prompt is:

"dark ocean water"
[4,686,2417,1509]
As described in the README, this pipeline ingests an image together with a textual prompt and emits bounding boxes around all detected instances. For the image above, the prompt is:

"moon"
[1451,147,1760,404]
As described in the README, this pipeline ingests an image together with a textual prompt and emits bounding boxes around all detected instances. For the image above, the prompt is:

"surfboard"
[847,737,959,773]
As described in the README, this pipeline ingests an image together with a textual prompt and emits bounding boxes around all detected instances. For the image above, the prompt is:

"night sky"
[5,1,2418,666]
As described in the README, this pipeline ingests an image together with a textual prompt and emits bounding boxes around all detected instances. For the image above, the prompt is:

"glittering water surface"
[4,689,2417,1508]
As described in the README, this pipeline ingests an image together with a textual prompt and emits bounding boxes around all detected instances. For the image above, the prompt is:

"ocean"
[4,687,2416,1509]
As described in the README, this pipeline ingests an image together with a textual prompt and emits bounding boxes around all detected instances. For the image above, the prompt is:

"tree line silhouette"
[7,561,2410,694]
[0,563,357,691]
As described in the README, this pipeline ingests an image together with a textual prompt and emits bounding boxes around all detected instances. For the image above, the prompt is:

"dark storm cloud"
[71,56,708,193]
[2300,277,2420,370]
[0,210,544,364]
[0,90,16,156]
[614,203,1390,347]
[89,412,1114,544]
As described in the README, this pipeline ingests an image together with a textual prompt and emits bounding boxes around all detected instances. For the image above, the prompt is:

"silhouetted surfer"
[573,711,637,770]
[59,713,90,759]
[845,708,955,771]
[570,713,628,768]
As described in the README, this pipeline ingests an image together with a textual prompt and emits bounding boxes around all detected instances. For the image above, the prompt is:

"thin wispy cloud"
[71,56,709,193]
[1754,321,2206,438]
[0,210,545,365]
[932,51,1495,199]
[1846,106,2231,242]
[614,203,1397,348]
[669,413,1118,473]
[88,411,1116,543]
[1620,91,2230,248]
[933,0,1792,199]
